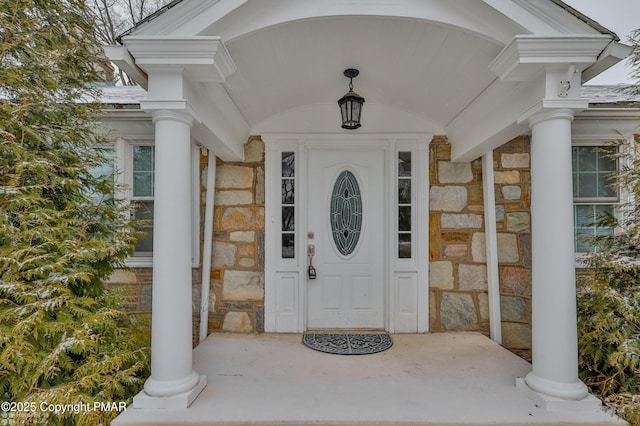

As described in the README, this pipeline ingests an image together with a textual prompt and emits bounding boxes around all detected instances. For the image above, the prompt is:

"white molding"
[582,42,633,83]
[490,35,613,82]
[123,36,236,83]
[103,45,148,89]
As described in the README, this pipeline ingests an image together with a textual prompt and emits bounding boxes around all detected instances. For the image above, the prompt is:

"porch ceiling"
[116,0,627,160]
[220,16,503,134]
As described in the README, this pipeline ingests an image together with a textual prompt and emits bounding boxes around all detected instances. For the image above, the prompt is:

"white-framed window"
[101,138,201,268]
[572,144,618,253]
[281,151,296,259]
[397,151,412,259]
[131,144,155,257]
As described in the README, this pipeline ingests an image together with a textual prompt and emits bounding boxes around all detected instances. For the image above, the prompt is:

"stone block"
[216,190,253,206]
[213,242,237,268]
[467,185,484,204]
[257,232,265,267]
[202,166,209,189]
[221,207,265,230]
[501,153,529,169]
[256,305,264,333]
[506,212,530,232]
[223,270,264,301]
[244,138,265,163]
[255,166,265,205]
[106,269,137,284]
[502,185,521,200]
[444,244,467,258]
[477,293,489,321]
[494,171,521,184]
[500,296,527,321]
[239,258,256,267]
[436,143,451,160]
[441,292,476,330]
[430,186,467,212]
[471,233,520,263]
[140,285,152,311]
[429,261,454,289]
[441,231,470,242]
[519,234,532,267]
[429,213,441,260]
[222,312,253,333]
[502,322,531,349]
[230,231,255,242]
[429,290,440,331]
[495,205,505,222]
[458,264,488,291]
[501,267,531,296]
[497,233,520,263]
[216,165,254,189]
[441,213,483,229]
[471,233,486,263]
[238,244,255,257]
[438,162,473,183]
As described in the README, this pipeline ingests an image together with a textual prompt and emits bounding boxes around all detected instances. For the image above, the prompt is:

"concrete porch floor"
[113,332,624,425]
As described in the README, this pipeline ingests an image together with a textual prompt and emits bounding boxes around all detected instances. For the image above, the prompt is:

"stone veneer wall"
[429,136,532,358]
[104,268,153,314]
[198,136,266,335]
[107,135,535,354]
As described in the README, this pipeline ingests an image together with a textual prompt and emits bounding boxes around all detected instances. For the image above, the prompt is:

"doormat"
[303,333,393,355]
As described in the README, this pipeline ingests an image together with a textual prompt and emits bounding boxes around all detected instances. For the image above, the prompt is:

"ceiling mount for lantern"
[338,68,365,130]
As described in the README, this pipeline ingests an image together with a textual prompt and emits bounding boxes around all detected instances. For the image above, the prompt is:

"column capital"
[519,99,588,128]
[141,100,200,127]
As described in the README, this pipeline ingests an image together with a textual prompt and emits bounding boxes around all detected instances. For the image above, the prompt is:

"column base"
[133,376,207,409]
[516,377,601,412]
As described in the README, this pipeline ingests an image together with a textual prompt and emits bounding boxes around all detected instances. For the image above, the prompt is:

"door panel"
[307,150,384,329]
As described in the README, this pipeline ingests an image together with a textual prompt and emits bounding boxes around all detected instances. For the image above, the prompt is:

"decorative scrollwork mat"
[302,333,393,355]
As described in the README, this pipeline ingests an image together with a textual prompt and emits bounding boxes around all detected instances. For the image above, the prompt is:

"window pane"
[282,152,295,177]
[90,145,114,181]
[575,172,598,198]
[572,146,617,199]
[133,146,154,197]
[282,234,295,259]
[88,145,114,202]
[398,152,412,177]
[282,206,295,232]
[399,234,411,258]
[134,200,154,254]
[282,179,295,204]
[576,147,597,170]
[399,206,411,232]
[398,179,411,204]
[574,204,614,252]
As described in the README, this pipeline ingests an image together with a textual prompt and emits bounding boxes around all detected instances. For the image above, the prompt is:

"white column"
[525,109,587,400]
[135,109,206,408]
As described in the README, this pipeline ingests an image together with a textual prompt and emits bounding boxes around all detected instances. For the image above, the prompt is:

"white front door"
[307,149,385,329]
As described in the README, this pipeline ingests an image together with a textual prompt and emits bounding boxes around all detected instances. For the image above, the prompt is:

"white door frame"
[263,134,431,333]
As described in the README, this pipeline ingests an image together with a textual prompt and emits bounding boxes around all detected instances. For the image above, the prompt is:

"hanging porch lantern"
[338,68,365,130]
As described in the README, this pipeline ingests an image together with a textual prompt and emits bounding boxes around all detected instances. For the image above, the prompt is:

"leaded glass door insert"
[330,170,363,256]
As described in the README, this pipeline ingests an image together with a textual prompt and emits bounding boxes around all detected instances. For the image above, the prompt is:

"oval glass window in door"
[330,170,363,256]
